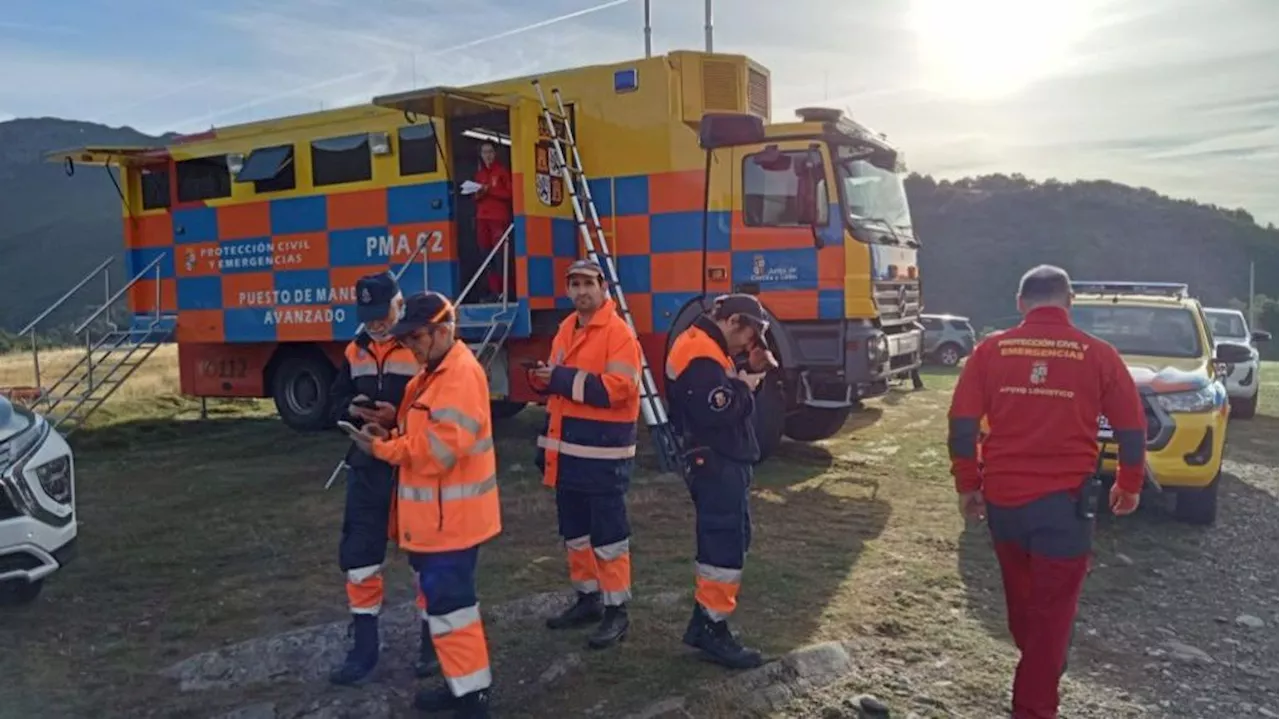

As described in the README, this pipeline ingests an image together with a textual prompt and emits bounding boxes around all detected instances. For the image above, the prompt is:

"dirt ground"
[1,349,1276,718]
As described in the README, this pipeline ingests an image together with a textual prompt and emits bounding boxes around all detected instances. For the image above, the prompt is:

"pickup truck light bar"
[1071,281,1189,300]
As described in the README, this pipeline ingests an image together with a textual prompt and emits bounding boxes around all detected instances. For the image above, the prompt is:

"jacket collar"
[575,298,617,330]
[1023,306,1072,325]
[692,314,733,359]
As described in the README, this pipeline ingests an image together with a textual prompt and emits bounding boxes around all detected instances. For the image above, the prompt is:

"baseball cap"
[713,293,770,337]
[355,272,400,323]
[390,291,456,339]
[566,258,605,281]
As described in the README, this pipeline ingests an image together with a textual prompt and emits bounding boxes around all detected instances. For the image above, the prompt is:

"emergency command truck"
[41,50,924,461]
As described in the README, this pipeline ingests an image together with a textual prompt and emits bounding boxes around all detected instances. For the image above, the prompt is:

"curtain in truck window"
[311,134,372,186]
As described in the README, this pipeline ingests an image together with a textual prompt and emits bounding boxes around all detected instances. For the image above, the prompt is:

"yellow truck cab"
[1071,281,1252,524]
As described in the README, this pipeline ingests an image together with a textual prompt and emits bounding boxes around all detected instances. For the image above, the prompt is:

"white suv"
[0,396,77,605]
[1204,307,1271,418]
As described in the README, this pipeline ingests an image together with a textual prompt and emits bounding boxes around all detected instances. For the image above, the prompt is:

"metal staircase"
[532,80,681,473]
[10,253,175,435]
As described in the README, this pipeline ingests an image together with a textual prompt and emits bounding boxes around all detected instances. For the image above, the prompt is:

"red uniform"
[947,305,1146,719]
[473,161,513,296]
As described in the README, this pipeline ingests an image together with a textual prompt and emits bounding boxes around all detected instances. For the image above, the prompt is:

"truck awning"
[372,86,512,118]
[44,145,167,167]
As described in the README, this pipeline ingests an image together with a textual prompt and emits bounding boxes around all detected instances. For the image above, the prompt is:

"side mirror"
[1214,342,1253,365]
[1251,329,1271,343]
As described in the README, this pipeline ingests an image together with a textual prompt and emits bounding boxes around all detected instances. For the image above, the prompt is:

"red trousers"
[986,492,1092,719]
[476,218,509,296]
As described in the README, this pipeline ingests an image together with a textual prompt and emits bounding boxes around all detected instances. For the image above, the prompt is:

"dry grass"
[0,353,1275,719]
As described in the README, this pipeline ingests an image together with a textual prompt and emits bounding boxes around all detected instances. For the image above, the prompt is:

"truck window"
[176,156,232,203]
[311,133,373,186]
[398,124,437,176]
[236,144,297,194]
[742,150,827,227]
[140,167,171,210]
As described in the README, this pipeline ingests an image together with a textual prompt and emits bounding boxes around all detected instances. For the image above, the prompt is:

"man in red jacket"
[947,264,1146,719]
[471,142,513,300]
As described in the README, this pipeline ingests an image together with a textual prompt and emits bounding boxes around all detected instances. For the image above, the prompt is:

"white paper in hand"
[460,180,484,195]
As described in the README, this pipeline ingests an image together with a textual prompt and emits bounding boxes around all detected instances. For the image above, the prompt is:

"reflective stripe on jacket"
[331,335,419,467]
[372,341,501,553]
[534,299,643,492]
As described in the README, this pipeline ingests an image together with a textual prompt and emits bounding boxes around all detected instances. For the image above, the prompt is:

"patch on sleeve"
[707,386,731,412]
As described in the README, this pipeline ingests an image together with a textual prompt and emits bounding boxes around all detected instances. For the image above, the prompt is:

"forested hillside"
[0,118,1276,354]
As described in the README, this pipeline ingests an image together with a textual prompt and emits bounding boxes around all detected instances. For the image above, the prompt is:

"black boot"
[546,591,604,629]
[414,686,491,717]
[415,619,440,678]
[586,604,629,649]
[329,614,379,685]
[683,604,763,670]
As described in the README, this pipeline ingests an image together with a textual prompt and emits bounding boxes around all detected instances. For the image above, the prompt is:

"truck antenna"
[704,0,713,52]
[643,0,652,58]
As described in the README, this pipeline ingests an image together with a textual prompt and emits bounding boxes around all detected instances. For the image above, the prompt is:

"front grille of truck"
[873,280,922,323]
[0,488,19,521]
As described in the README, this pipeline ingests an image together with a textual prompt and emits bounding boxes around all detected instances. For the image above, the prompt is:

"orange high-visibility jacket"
[533,299,643,491]
[372,341,501,553]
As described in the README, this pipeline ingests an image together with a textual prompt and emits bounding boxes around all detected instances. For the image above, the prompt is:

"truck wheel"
[1231,391,1258,419]
[753,371,786,463]
[272,351,337,432]
[490,401,527,421]
[1173,472,1219,525]
[783,406,853,442]
[0,579,44,606]
[935,342,963,367]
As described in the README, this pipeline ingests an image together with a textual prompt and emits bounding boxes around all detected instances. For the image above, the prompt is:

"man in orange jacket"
[352,291,500,719]
[529,259,643,649]
[471,142,513,301]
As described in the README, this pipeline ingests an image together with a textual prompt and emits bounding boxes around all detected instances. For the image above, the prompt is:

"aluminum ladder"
[531,79,681,473]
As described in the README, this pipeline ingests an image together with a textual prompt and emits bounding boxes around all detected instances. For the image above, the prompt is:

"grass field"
[1,348,1276,718]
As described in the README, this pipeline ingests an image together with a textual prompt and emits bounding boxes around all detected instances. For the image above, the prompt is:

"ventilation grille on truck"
[701,59,742,112]
[747,68,769,118]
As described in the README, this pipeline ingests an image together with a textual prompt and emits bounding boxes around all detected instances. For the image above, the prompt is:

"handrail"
[455,223,514,307]
[19,256,115,336]
[74,253,166,335]
[350,231,435,337]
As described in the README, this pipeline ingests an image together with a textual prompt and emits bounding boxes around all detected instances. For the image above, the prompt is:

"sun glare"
[908,0,1096,100]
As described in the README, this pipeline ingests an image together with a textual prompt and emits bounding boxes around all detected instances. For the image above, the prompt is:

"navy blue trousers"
[687,456,752,619]
[338,462,396,571]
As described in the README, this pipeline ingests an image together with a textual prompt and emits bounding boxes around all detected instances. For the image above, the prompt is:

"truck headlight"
[32,455,72,504]
[1156,386,1215,413]
[1,416,47,473]
[866,335,888,363]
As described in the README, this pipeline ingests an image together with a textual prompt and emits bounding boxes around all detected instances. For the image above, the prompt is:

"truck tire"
[1173,472,1219,525]
[1232,390,1258,419]
[783,406,853,442]
[272,351,337,432]
[0,578,44,606]
[491,401,527,421]
[753,371,786,463]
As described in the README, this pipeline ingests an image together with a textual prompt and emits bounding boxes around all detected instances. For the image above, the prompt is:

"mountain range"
[0,117,1275,356]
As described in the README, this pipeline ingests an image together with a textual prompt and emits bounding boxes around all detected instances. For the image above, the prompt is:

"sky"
[1,0,1276,224]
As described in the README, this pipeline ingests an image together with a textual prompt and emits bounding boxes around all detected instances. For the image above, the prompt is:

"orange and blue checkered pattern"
[126,172,847,343]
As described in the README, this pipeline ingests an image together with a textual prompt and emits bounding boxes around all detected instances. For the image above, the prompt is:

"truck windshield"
[1071,305,1204,359]
[836,155,914,243]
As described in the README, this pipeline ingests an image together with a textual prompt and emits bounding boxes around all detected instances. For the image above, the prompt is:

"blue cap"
[356,272,399,323]
[390,291,456,339]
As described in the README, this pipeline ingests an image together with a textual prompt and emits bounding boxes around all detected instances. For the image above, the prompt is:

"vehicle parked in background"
[1072,281,1251,525]
[920,313,976,366]
[1203,307,1271,419]
[0,396,77,606]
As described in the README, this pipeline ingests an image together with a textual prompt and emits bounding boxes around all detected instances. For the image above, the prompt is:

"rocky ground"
[2,363,1276,718]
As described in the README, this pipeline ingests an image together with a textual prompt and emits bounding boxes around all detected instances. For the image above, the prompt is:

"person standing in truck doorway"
[947,264,1147,719]
[327,272,437,686]
[471,142,513,302]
